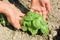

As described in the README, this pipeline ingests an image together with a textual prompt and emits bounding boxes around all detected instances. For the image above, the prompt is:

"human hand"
[30,0,50,20]
[0,1,25,29]
[39,0,50,12]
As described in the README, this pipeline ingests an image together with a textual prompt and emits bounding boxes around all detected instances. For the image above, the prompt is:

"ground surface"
[0,0,60,40]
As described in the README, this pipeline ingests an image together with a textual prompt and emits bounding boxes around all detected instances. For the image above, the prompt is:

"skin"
[0,0,50,29]
[30,0,50,20]
[0,1,25,29]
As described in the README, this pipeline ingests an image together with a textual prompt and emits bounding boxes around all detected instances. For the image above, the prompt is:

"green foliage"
[21,11,49,35]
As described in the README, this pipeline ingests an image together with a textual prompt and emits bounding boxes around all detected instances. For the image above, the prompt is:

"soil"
[0,0,60,40]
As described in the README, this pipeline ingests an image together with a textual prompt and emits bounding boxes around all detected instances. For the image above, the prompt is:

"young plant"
[21,11,49,35]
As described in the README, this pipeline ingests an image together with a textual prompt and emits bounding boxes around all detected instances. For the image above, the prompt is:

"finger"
[18,17,23,23]
[7,17,21,29]
[19,11,25,17]
[30,6,40,12]
[41,7,47,20]
[30,8,34,12]
[18,17,22,21]
[37,6,42,13]
[12,20,22,29]
[7,17,11,24]
[42,10,47,20]
[40,1,45,7]
[35,9,42,16]
[45,2,51,12]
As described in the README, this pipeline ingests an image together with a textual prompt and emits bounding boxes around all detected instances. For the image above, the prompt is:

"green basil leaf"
[33,20,40,29]
[40,25,49,35]
[28,27,38,35]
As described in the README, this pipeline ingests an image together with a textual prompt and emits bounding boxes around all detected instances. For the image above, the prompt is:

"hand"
[30,0,50,20]
[0,1,25,29]
[39,0,50,12]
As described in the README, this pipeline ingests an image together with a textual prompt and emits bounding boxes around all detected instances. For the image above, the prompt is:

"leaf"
[27,11,42,19]
[28,27,38,35]
[22,26,27,31]
[40,25,49,35]
[32,19,40,29]
[25,16,33,21]
[40,20,47,26]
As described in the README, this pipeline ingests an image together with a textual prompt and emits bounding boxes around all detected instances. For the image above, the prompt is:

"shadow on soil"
[53,27,60,40]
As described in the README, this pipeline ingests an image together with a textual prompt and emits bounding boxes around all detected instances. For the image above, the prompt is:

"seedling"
[21,11,49,35]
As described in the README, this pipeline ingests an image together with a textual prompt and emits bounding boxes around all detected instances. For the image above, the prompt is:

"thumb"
[7,17,21,29]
